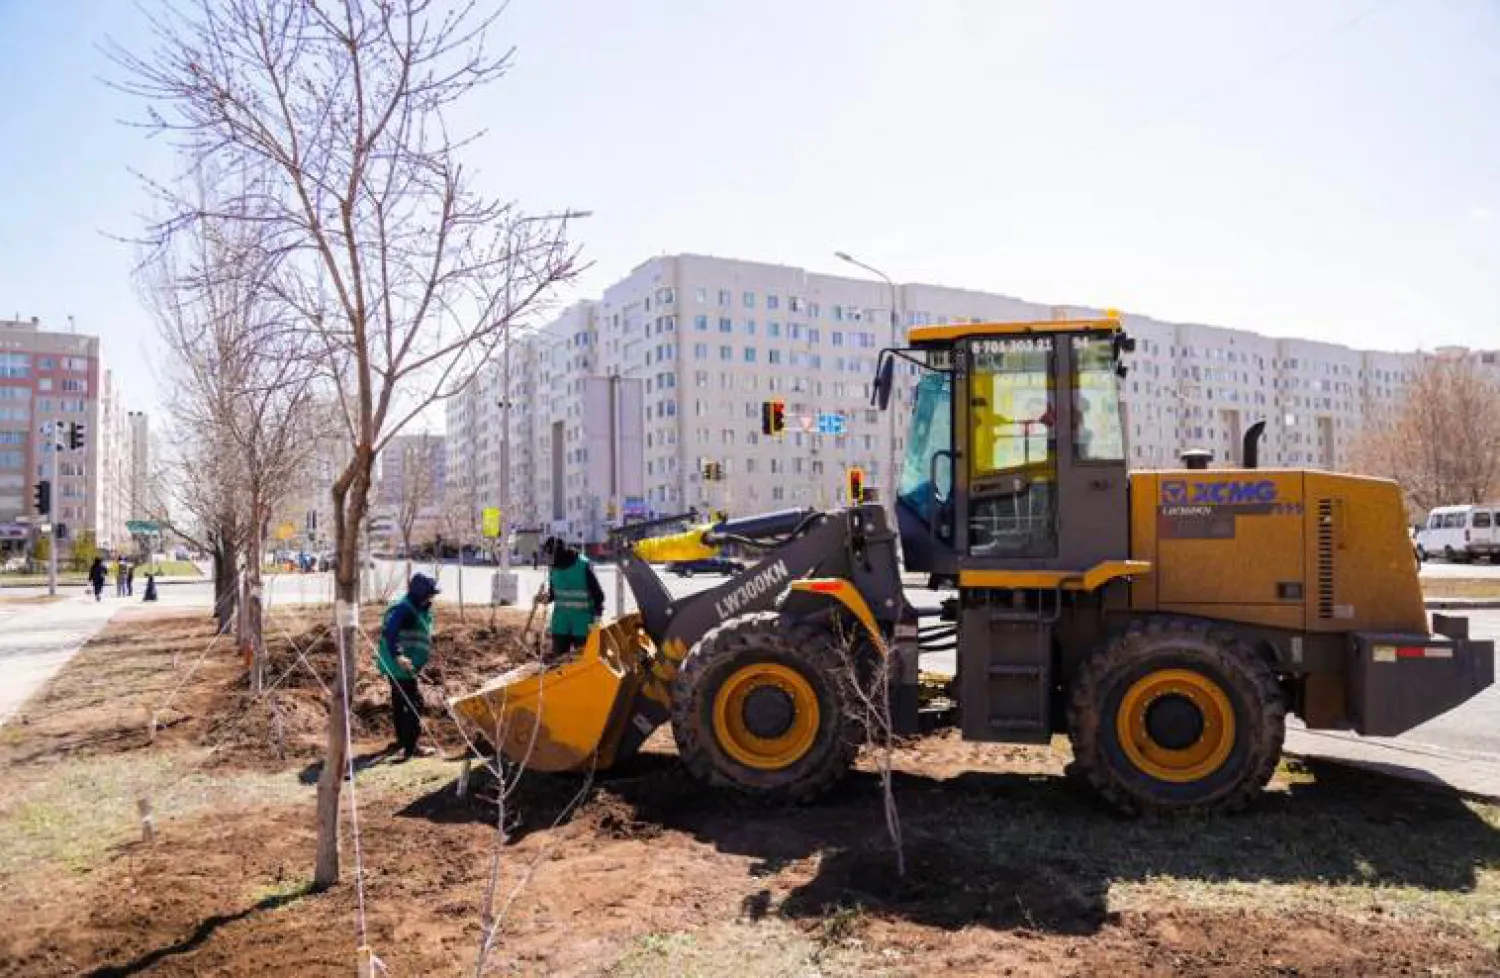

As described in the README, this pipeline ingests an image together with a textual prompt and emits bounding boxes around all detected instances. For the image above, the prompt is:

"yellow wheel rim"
[712,663,820,771]
[1116,668,1236,783]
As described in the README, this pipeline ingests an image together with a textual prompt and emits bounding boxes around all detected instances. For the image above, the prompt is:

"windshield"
[898,371,952,533]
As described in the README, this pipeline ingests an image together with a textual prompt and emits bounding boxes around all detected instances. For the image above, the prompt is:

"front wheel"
[671,612,856,802]
[1067,619,1285,815]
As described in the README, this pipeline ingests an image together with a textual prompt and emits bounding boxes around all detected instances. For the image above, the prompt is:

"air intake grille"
[1316,499,1334,619]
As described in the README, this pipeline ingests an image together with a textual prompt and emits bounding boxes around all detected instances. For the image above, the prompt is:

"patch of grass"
[606,922,868,978]
[0,751,308,880]
[247,874,316,907]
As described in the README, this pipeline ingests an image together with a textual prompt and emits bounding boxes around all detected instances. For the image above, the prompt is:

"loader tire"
[672,612,856,802]
[1067,618,1285,816]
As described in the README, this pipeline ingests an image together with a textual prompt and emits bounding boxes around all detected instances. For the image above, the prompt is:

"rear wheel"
[672,612,856,801]
[1067,618,1284,815]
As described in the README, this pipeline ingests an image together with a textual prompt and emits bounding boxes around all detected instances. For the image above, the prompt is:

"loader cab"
[879,318,1133,579]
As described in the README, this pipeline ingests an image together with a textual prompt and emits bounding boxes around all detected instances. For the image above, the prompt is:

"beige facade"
[445,254,1498,544]
[0,317,141,553]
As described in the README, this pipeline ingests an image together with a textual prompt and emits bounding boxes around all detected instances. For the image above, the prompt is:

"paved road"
[0,594,120,725]
[1419,559,1500,579]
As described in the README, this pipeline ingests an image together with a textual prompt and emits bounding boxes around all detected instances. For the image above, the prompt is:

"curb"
[1422,597,1500,612]
[1424,599,1500,610]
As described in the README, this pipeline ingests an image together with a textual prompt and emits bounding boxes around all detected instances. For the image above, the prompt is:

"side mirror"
[872,352,896,410]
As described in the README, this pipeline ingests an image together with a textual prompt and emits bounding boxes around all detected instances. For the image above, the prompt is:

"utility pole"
[46,421,58,596]
[492,330,518,606]
[835,251,901,518]
[609,373,625,616]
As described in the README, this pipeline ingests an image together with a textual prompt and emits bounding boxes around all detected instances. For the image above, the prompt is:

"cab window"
[967,336,1057,557]
[1072,335,1125,462]
[1474,511,1493,529]
[898,370,953,540]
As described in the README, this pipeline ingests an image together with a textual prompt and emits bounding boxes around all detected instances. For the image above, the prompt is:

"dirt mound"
[199,611,533,766]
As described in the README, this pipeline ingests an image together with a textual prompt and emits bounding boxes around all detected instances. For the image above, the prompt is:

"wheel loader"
[452,316,1494,814]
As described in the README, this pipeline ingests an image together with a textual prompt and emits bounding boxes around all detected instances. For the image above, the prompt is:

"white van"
[1416,505,1500,562]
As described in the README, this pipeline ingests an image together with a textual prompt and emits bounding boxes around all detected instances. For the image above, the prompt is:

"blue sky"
[0,0,1496,424]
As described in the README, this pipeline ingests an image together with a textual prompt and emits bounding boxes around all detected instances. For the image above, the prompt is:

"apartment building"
[446,254,1495,545]
[0,317,140,553]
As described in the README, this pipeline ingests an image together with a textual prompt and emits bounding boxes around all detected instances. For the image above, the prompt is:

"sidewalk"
[1286,723,1500,801]
[0,594,120,725]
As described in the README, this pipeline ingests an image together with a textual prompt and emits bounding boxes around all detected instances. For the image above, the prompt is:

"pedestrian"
[143,573,158,602]
[125,562,135,596]
[540,536,605,661]
[88,557,107,602]
[375,573,440,762]
[115,558,126,596]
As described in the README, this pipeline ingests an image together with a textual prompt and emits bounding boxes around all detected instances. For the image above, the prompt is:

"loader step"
[987,664,1044,677]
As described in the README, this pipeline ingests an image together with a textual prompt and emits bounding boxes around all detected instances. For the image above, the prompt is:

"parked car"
[665,557,745,577]
[1416,504,1500,562]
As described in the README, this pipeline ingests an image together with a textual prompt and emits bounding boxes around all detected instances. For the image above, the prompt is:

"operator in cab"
[540,537,605,661]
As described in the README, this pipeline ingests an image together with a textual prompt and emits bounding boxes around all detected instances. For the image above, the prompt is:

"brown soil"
[2,609,1498,977]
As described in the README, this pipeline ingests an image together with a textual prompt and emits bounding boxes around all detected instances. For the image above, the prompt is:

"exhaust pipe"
[1242,419,1267,470]
[1180,449,1213,471]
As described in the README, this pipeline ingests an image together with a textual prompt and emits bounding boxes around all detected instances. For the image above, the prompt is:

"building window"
[743,291,755,308]
[719,317,732,333]
[768,321,781,338]
[695,287,707,304]
[832,305,844,321]
[831,331,844,347]
[809,328,820,343]
[38,357,56,370]
[766,295,779,310]
[768,350,782,365]
[694,343,707,359]
[718,289,732,306]
[38,379,52,391]
[0,451,22,468]
[744,348,756,363]
[720,346,732,362]
[695,315,708,331]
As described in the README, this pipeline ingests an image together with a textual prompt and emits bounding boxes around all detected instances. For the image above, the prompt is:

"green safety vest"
[376,597,433,680]
[550,556,595,638]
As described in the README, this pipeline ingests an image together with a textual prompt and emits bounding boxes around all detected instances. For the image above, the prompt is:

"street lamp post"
[835,251,901,516]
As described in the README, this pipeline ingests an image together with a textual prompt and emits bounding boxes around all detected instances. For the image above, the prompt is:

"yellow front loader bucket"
[449,614,657,772]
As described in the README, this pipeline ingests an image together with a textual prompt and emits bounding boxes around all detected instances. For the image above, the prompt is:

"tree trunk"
[212,541,240,635]
[247,528,266,694]
[314,460,371,890]
[456,539,466,623]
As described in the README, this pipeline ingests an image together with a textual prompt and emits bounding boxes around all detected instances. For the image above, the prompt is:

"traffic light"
[33,480,50,515]
[67,422,85,451]
[846,466,865,504]
[759,398,786,436]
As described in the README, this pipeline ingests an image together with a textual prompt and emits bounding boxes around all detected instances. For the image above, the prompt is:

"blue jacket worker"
[376,573,439,761]
[541,537,605,661]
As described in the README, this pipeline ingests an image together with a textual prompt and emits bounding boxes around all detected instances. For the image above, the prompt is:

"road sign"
[481,507,502,538]
[816,412,847,436]
[126,520,161,535]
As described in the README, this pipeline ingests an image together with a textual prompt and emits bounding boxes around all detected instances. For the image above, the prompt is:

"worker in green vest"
[376,573,440,761]
[541,537,605,660]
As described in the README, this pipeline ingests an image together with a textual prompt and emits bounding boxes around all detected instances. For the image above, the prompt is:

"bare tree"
[140,177,318,687]
[114,0,584,888]
[439,482,479,622]
[386,434,440,584]
[834,628,905,878]
[1349,355,1500,514]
